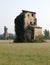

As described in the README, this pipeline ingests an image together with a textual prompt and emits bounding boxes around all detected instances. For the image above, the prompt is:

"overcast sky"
[0,0,50,34]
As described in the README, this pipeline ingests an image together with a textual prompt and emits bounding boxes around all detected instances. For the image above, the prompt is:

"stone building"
[3,26,8,40]
[14,10,42,42]
[25,25,42,40]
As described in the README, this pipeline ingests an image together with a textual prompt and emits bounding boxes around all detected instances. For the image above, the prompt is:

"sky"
[0,0,50,34]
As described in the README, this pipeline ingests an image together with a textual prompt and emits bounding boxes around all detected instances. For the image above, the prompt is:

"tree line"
[0,29,50,40]
[0,33,15,40]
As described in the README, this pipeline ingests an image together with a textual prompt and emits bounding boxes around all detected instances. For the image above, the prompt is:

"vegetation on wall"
[24,35,45,43]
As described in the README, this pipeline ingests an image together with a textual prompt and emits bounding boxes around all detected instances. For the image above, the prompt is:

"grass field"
[0,40,50,65]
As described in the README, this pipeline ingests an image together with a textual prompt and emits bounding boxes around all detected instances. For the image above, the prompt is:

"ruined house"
[3,26,8,40]
[14,10,42,42]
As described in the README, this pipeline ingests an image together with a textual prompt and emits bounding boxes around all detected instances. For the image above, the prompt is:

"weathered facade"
[14,10,42,42]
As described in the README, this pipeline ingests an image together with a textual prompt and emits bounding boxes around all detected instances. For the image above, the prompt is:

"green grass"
[0,40,50,65]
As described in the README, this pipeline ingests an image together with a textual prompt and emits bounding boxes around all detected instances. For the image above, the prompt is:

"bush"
[24,35,45,43]
[24,36,32,43]
[14,35,45,43]
[33,35,45,43]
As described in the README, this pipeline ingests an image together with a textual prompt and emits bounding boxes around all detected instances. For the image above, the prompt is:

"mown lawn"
[0,40,50,65]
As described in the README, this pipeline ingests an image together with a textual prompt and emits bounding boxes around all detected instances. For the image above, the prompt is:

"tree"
[43,29,49,39]
[14,13,25,42]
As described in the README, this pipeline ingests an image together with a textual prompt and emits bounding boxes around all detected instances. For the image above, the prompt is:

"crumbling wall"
[24,12,37,28]
[34,27,42,39]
